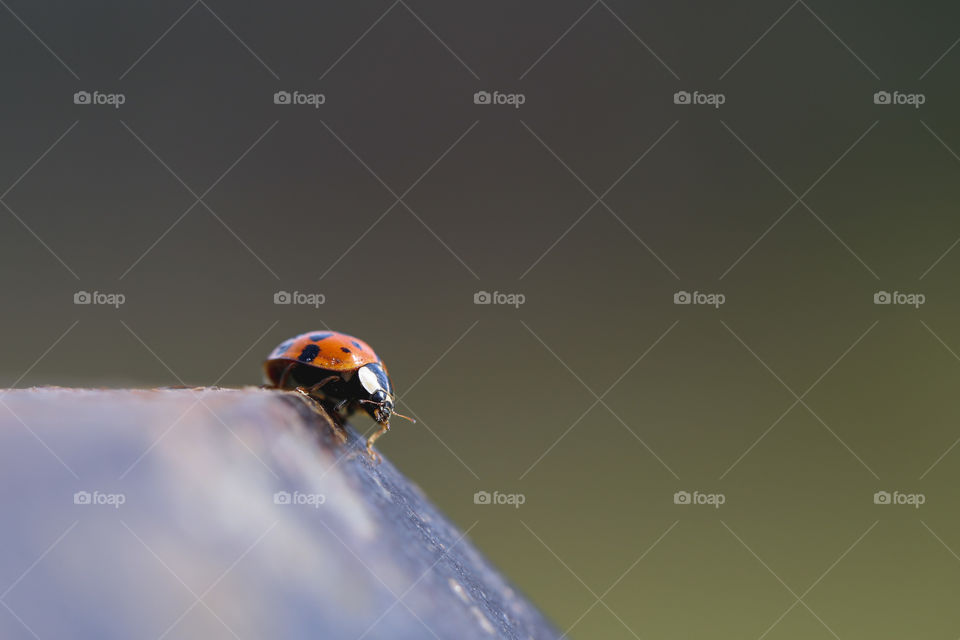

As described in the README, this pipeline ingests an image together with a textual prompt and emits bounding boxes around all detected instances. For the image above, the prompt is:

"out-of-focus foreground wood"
[0,388,559,640]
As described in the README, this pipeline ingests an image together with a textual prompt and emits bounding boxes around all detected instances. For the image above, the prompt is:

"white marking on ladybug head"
[358,364,384,395]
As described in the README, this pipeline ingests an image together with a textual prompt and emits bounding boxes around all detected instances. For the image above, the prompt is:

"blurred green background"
[4,1,960,637]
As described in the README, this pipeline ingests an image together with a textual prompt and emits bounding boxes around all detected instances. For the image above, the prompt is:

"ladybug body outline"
[264,331,406,459]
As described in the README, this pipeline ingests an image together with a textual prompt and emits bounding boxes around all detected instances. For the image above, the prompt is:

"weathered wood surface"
[0,388,559,640]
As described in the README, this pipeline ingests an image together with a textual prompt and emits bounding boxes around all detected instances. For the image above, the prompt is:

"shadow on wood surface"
[0,387,559,640]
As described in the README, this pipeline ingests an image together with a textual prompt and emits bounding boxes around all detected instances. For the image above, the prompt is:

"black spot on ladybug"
[310,333,332,342]
[298,344,321,363]
[340,347,351,354]
[351,341,362,349]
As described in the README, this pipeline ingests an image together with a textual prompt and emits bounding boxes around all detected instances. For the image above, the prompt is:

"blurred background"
[3,1,960,637]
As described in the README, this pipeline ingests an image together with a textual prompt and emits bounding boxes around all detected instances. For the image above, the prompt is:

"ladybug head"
[368,390,393,423]
[357,390,415,427]
[356,363,415,426]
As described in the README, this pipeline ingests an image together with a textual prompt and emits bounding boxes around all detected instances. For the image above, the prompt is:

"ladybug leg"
[366,422,390,463]
[328,423,348,445]
[292,387,347,444]
[293,386,326,415]
[276,362,296,389]
[292,375,339,408]
[305,375,339,395]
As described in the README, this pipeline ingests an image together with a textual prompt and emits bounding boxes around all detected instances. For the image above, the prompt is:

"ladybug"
[264,330,413,460]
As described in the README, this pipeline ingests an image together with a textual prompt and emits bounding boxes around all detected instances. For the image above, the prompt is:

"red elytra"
[264,331,411,461]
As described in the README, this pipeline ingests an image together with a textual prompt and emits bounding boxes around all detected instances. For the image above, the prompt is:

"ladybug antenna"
[357,399,416,424]
[391,410,416,424]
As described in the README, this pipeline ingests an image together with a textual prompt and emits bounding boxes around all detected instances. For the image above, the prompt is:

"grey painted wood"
[0,387,559,640]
